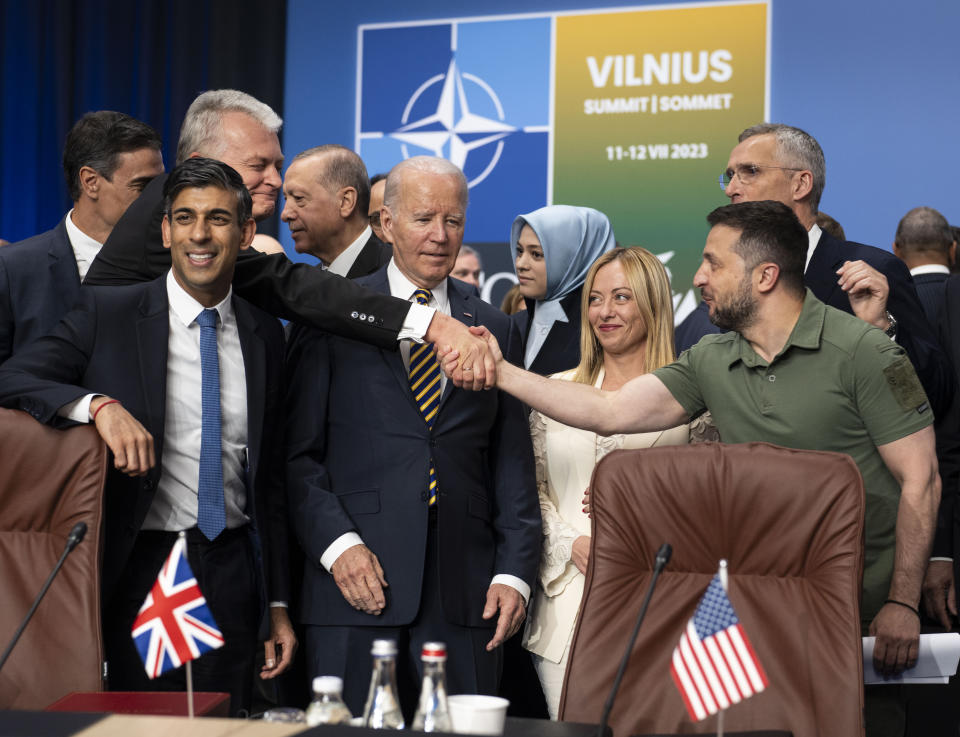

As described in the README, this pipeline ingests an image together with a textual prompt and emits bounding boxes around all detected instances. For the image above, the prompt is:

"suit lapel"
[439,278,475,411]
[805,230,843,304]
[50,220,81,294]
[234,296,266,483]
[135,279,170,461]
[365,269,418,401]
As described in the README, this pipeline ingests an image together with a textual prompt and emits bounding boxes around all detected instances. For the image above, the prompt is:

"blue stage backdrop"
[282,0,960,311]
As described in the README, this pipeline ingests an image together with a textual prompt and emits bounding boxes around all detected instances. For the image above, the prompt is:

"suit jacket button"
[351,311,359,319]
[359,313,367,321]
[368,315,375,322]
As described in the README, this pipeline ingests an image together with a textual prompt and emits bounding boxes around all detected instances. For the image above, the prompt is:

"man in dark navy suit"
[676,123,953,417]
[285,156,540,716]
[0,111,162,362]
[892,206,955,323]
[281,145,391,279]
[0,159,295,715]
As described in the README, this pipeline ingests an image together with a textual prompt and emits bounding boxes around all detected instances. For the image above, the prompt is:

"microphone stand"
[0,522,88,673]
[596,542,672,737]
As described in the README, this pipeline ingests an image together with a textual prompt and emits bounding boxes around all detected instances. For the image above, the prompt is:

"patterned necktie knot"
[413,289,432,306]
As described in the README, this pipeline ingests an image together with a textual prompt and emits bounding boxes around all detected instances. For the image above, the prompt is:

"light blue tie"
[196,308,225,540]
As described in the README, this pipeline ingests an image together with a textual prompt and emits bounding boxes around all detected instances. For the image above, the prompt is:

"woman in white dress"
[521,246,715,719]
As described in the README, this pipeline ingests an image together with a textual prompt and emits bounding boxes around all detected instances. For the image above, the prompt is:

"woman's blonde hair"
[572,247,676,386]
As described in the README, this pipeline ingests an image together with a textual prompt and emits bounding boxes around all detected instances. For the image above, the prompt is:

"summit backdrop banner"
[356,1,768,317]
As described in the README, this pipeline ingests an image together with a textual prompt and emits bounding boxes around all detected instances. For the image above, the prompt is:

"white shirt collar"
[327,225,373,277]
[63,208,103,281]
[165,270,235,328]
[909,264,951,276]
[386,258,449,312]
[804,223,823,272]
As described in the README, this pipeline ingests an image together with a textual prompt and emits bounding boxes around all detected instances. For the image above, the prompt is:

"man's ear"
[161,214,172,250]
[239,218,257,249]
[792,170,814,204]
[755,262,780,294]
[892,241,902,259]
[381,205,394,240]
[949,241,957,267]
[78,166,101,201]
[338,187,358,218]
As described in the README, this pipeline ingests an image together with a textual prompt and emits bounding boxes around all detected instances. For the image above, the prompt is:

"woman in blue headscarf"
[511,205,617,375]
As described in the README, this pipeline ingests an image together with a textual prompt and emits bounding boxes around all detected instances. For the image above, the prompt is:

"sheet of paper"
[863,632,960,684]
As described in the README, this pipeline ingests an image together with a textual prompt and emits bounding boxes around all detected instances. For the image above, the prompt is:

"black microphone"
[596,542,672,737]
[0,521,89,673]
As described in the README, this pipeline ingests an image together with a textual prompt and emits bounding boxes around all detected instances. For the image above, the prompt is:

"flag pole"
[186,659,195,718]
[179,530,195,720]
[716,559,727,737]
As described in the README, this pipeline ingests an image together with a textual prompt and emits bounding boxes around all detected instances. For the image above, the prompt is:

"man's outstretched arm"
[443,326,688,435]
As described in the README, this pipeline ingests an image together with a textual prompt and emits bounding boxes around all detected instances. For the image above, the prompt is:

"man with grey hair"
[281,145,390,278]
[892,206,955,321]
[677,122,953,417]
[285,154,539,716]
[85,90,495,388]
[451,244,483,289]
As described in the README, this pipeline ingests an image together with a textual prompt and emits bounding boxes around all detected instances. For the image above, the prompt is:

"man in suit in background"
[892,206,955,322]
[285,156,540,716]
[281,145,391,278]
[674,123,954,418]
[0,111,162,362]
[368,173,388,242]
[0,159,295,715]
[83,89,497,390]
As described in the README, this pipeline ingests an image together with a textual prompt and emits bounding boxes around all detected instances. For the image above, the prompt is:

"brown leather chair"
[559,442,865,737]
[0,408,108,708]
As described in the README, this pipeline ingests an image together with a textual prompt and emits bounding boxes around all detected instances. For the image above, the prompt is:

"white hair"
[176,89,282,165]
[383,156,468,210]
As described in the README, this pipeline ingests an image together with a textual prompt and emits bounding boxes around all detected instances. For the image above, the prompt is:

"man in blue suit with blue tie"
[285,156,540,716]
[0,110,163,363]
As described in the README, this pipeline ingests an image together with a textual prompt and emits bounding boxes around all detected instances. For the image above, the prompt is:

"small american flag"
[131,536,224,679]
[670,573,768,721]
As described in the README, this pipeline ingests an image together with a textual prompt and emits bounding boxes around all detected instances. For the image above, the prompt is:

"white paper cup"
[447,695,509,735]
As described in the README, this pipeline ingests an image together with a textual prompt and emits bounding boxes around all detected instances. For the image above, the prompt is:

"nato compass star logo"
[376,58,523,189]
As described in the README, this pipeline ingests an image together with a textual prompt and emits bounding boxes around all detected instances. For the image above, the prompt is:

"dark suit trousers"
[305,517,501,719]
[103,527,260,717]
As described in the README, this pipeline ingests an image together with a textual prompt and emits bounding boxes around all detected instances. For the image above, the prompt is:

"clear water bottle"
[412,641,451,732]
[305,676,353,726]
[362,639,405,729]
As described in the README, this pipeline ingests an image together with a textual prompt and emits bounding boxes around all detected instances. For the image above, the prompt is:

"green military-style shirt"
[654,289,932,623]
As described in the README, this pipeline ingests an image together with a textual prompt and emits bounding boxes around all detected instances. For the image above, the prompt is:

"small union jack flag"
[670,573,768,721]
[131,535,224,679]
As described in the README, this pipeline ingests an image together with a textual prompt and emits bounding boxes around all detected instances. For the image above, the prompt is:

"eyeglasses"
[719,164,803,190]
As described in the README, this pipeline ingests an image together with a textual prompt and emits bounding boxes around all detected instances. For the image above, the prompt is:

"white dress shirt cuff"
[398,302,435,343]
[321,532,364,572]
[491,574,530,605]
[269,602,288,608]
[58,393,98,423]
[930,557,953,562]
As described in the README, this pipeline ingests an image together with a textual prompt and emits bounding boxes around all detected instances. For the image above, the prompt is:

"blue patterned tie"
[409,289,441,505]
[196,308,225,540]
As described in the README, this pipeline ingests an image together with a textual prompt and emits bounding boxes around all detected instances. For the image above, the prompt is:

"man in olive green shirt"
[452,201,939,689]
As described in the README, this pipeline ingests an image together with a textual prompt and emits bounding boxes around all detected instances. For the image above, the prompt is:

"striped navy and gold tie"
[409,289,441,505]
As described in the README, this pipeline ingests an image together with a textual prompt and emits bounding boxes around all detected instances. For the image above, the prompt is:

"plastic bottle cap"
[313,676,343,693]
[421,641,447,661]
[371,639,398,656]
